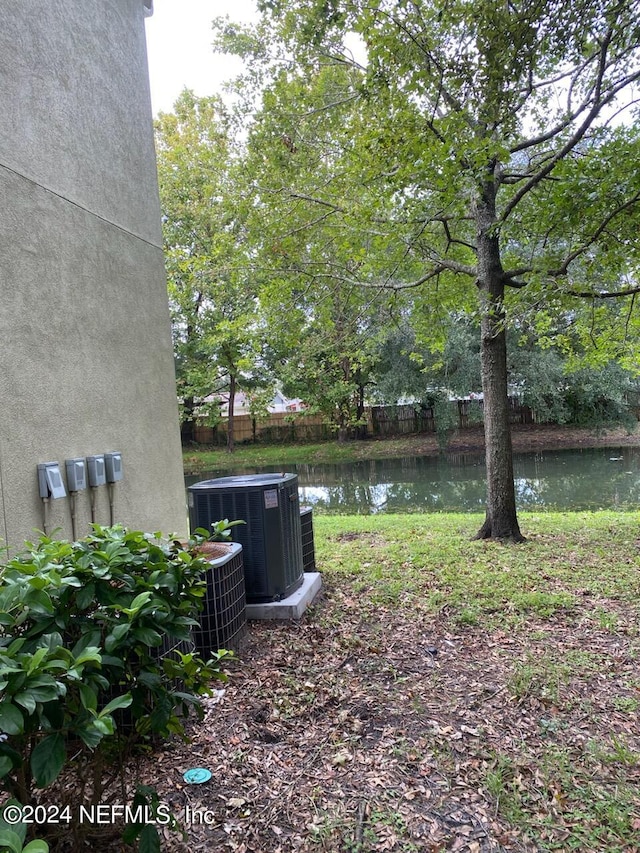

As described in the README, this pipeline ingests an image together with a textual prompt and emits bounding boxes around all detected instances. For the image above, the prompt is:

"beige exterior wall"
[0,0,187,549]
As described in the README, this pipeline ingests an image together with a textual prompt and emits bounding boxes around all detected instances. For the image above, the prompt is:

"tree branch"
[379,9,477,130]
[502,37,640,221]
[296,92,361,118]
[263,256,475,291]
[440,217,477,253]
[566,284,640,298]
[286,191,345,212]
[509,54,603,154]
[548,192,640,276]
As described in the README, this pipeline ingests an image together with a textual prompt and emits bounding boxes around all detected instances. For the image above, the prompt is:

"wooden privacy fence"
[194,412,330,445]
[369,404,435,436]
[191,398,536,445]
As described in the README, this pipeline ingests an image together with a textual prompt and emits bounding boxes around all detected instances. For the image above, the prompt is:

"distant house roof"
[204,390,307,418]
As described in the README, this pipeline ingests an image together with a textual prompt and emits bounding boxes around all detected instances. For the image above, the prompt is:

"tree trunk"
[180,396,196,445]
[355,381,367,439]
[474,171,524,542]
[227,375,236,454]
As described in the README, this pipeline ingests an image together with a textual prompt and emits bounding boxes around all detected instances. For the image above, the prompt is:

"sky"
[144,0,258,116]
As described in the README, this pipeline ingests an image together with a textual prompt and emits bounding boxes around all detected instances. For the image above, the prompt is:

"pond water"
[185,446,640,514]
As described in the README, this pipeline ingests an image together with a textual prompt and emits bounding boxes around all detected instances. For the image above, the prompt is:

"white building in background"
[213,390,307,418]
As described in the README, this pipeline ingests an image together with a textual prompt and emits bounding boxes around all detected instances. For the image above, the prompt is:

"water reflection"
[185,446,640,514]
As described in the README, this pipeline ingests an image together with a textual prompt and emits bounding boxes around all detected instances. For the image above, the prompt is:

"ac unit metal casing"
[300,506,316,573]
[188,474,304,604]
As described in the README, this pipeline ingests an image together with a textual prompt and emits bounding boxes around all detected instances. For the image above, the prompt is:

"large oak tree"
[217,0,640,539]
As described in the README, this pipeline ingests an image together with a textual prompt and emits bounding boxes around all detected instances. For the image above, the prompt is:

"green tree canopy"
[215,0,640,537]
[155,90,269,451]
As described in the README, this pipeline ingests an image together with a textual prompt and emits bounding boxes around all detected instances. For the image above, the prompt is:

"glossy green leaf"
[78,683,98,712]
[99,693,132,718]
[23,841,50,853]
[138,823,161,853]
[0,828,24,853]
[0,703,24,735]
[30,733,66,788]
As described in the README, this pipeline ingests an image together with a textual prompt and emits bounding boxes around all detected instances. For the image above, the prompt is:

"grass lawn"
[182,436,434,474]
[146,510,640,852]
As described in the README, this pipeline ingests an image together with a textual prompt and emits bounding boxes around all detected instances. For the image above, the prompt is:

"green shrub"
[0,525,232,849]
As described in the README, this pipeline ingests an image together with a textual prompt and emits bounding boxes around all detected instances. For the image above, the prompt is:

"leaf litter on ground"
[133,511,640,853]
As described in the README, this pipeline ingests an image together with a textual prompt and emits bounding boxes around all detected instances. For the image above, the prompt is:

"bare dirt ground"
[401,424,640,457]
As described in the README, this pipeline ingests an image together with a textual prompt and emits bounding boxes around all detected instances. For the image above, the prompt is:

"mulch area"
[134,587,640,852]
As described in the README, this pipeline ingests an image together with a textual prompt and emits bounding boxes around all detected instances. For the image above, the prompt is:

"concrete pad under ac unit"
[246,572,322,621]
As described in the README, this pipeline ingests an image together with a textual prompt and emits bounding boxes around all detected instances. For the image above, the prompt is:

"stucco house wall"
[0,0,187,549]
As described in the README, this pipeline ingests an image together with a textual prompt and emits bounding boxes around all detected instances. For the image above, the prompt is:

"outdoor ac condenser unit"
[188,473,304,604]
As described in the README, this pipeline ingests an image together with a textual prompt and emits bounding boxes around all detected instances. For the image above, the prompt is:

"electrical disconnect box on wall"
[104,452,123,482]
[65,458,87,492]
[86,455,106,487]
[37,462,66,499]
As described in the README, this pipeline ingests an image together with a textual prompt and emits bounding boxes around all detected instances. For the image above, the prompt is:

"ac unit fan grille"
[192,546,246,655]
[300,507,316,572]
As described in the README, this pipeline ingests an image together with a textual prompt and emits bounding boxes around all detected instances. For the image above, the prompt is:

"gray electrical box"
[86,455,106,487]
[65,458,87,492]
[37,462,67,499]
[104,452,123,483]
